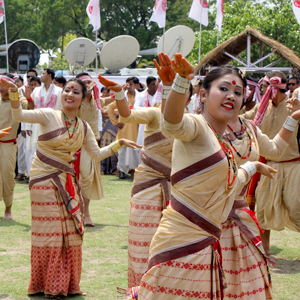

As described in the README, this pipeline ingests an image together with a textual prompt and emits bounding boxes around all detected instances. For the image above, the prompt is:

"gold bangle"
[110,140,122,152]
[9,90,19,101]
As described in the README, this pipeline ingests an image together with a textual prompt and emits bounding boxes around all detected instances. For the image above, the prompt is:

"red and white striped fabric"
[254,77,286,126]
[149,0,167,28]
[79,75,101,109]
[247,80,262,103]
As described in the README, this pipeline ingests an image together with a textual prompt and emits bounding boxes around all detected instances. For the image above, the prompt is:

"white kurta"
[25,84,62,175]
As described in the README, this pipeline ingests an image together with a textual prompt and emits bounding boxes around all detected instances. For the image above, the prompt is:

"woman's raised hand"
[98,75,122,92]
[23,85,32,99]
[286,98,300,120]
[171,53,195,80]
[0,78,18,92]
[153,53,176,85]
[0,126,12,139]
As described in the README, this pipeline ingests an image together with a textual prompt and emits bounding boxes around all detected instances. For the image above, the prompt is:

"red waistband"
[269,157,300,164]
[0,139,17,143]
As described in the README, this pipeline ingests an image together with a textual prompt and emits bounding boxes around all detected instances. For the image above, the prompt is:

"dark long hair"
[203,65,247,93]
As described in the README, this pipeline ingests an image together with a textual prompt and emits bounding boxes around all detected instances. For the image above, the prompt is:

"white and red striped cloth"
[254,77,286,126]
[247,80,261,104]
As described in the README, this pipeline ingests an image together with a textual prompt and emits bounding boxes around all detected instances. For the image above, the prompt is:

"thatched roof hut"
[195,27,300,75]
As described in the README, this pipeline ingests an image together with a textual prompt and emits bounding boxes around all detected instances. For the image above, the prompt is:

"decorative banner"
[149,0,167,28]
[293,0,300,25]
[188,0,208,26]
[216,0,224,31]
[0,0,4,25]
[86,0,101,32]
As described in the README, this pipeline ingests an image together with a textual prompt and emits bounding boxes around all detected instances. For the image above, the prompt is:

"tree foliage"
[0,0,299,70]
[188,0,300,67]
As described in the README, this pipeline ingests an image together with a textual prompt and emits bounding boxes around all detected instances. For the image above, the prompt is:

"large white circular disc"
[157,25,195,59]
[100,35,140,72]
[65,38,96,66]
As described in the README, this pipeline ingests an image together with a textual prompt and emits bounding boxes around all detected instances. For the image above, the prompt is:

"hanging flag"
[86,0,101,31]
[293,0,300,25]
[0,0,4,24]
[188,0,208,26]
[149,0,167,28]
[216,0,224,31]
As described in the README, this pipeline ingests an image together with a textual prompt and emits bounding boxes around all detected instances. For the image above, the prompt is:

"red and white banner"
[0,0,4,25]
[293,0,300,25]
[149,0,167,28]
[216,0,224,31]
[86,0,101,32]
[188,0,208,26]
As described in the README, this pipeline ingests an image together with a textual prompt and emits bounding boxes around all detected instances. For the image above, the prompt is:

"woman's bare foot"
[79,291,86,296]
[3,205,12,220]
[3,213,12,220]
[84,216,95,227]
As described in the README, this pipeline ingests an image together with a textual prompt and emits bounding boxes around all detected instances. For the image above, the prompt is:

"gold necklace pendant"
[226,184,233,192]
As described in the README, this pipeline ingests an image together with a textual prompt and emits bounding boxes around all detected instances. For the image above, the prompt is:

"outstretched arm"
[98,75,131,118]
[83,124,142,162]
[163,53,194,124]
[153,52,176,113]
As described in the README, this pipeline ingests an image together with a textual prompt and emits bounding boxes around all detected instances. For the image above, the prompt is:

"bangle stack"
[110,140,122,152]
[172,74,190,94]
[240,161,257,179]
[283,116,298,132]
[9,90,19,101]
[115,89,125,101]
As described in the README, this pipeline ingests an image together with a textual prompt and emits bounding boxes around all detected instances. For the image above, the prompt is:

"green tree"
[188,0,300,66]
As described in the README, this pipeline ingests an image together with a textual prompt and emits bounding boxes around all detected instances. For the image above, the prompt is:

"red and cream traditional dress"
[138,113,250,300]
[11,105,115,297]
[243,99,300,232]
[221,119,289,300]
[119,107,173,287]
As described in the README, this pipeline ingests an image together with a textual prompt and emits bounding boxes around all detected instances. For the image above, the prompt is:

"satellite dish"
[8,39,40,72]
[157,25,195,59]
[65,37,96,70]
[100,35,140,73]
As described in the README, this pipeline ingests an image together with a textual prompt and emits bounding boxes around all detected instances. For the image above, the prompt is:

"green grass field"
[0,176,300,300]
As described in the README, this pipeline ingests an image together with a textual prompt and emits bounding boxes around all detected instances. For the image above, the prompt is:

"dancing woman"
[98,61,175,288]
[3,77,140,299]
[220,95,300,299]
[138,54,276,300]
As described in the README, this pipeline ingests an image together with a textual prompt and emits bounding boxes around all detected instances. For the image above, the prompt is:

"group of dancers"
[1,51,300,300]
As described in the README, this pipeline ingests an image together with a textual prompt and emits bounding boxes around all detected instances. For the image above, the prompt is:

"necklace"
[227,117,244,140]
[61,110,78,140]
[61,110,77,125]
[207,122,237,191]
[226,119,252,159]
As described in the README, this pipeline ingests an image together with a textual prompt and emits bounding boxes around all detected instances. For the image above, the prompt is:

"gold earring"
[202,98,206,103]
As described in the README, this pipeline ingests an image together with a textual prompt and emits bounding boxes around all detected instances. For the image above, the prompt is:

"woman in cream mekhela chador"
[220,94,300,299]
[137,54,276,300]
[98,58,176,289]
[4,77,141,299]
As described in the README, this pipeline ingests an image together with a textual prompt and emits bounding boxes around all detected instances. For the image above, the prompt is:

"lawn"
[0,176,299,300]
